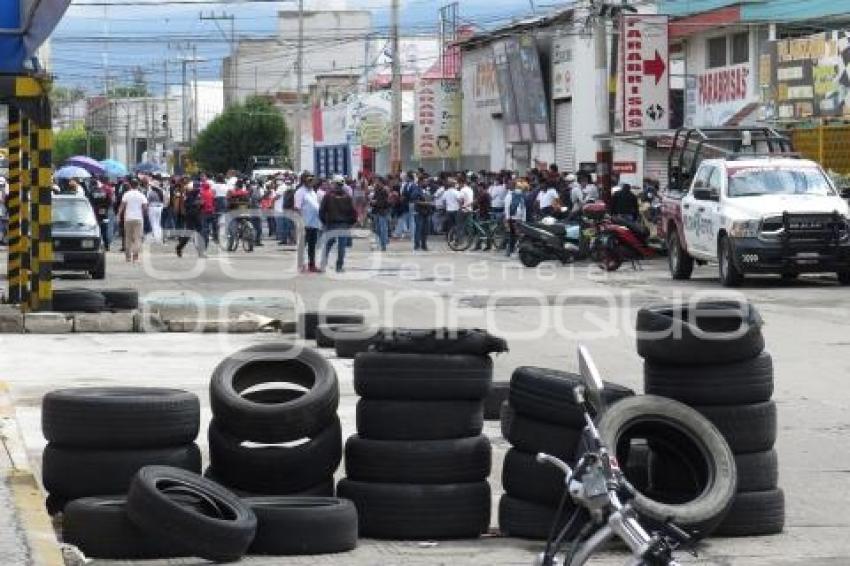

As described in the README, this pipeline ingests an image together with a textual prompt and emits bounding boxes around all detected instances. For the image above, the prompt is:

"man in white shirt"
[118,179,148,263]
[488,177,508,222]
[443,180,462,232]
[537,184,559,217]
[459,180,475,213]
[432,181,446,234]
[580,174,600,203]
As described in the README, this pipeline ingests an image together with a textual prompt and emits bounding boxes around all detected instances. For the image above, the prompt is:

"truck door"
[682,165,712,257]
[701,167,723,257]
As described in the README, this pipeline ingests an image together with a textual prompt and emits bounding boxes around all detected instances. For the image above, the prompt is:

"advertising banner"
[621,14,670,132]
[769,32,850,119]
[492,39,521,143]
[552,36,574,100]
[414,79,461,159]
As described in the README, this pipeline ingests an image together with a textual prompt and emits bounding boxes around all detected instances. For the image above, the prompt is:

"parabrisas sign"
[699,65,749,106]
[621,14,669,133]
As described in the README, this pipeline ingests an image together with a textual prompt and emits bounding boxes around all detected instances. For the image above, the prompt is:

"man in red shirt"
[199,180,218,244]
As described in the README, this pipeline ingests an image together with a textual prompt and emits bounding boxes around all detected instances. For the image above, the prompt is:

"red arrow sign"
[643,50,666,85]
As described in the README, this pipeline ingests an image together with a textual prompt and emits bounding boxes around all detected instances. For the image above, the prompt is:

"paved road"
[1,235,849,564]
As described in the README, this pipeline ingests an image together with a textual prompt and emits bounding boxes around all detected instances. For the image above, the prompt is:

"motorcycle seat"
[532,222,567,237]
[613,216,650,241]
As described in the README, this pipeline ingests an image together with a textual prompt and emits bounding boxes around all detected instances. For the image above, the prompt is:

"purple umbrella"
[64,155,106,176]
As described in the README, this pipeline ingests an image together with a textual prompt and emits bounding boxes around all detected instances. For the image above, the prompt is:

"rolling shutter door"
[644,147,669,189]
[554,101,574,172]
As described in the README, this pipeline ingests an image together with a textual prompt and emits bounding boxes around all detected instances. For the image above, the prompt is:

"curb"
[0,383,65,566]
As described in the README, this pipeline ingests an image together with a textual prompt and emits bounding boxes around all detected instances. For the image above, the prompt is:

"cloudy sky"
[54,0,545,92]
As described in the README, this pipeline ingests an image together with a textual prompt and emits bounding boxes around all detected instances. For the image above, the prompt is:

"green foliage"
[191,97,290,173]
[107,84,149,98]
[54,125,107,165]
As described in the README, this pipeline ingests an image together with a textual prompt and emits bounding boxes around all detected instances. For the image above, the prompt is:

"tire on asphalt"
[354,353,492,401]
[299,311,365,340]
[244,497,358,555]
[210,343,339,442]
[43,444,202,500]
[344,434,491,484]
[52,289,107,313]
[356,399,483,440]
[498,495,575,540]
[484,382,510,421]
[644,353,774,405]
[207,418,342,494]
[315,323,371,349]
[126,466,257,562]
[336,479,491,539]
[693,401,777,454]
[204,468,335,498]
[64,496,190,559]
[714,489,785,537]
[334,327,382,359]
[42,387,200,449]
[499,402,581,463]
[501,448,567,506]
[650,448,778,494]
[636,300,764,365]
[100,289,140,311]
[596,395,737,539]
[372,328,509,356]
[509,366,634,427]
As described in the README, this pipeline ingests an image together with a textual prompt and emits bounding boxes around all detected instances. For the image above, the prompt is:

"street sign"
[621,14,669,133]
[612,161,637,174]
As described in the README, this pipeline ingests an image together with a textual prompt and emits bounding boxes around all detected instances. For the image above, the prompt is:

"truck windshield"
[727,167,836,198]
[52,199,98,228]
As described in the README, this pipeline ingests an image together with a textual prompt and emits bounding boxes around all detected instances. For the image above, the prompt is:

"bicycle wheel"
[447,225,472,252]
[491,224,508,251]
[226,231,238,253]
[242,224,256,253]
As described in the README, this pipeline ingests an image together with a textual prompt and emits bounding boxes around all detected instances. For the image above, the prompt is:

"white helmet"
[332,174,345,184]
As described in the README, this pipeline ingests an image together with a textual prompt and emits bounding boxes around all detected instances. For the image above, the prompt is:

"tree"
[54,125,107,165]
[192,97,290,173]
[107,84,148,98]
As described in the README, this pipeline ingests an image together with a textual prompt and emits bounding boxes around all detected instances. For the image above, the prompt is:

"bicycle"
[447,212,508,251]
[226,214,256,253]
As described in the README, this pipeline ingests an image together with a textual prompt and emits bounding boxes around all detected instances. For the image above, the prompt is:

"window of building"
[731,32,749,65]
[707,36,727,68]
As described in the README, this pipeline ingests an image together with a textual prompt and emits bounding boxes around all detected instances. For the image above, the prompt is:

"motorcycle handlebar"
[536,452,573,478]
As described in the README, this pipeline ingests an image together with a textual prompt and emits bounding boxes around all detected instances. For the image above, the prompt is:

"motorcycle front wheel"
[518,249,542,268]
[447,225,472,251]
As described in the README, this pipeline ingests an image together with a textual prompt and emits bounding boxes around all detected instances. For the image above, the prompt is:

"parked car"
[53,194,106,279]
[660,127,850,286]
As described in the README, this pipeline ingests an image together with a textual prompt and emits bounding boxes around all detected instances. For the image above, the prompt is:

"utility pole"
[390,0,402,175]
[200,12,237,104]
[181,57,188,146]
[193,44,199,143]
[295,0,304,172]
[163,59,170,149]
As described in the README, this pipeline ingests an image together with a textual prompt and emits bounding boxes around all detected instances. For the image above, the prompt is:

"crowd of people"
[36,163,660,271]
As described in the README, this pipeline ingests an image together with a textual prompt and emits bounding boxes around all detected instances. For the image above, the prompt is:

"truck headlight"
[80,239,97,250]
[729,220,760,238]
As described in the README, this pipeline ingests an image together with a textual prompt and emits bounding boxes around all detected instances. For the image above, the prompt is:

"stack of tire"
[299,311,365,340]
[41,387,201,515]
[338,328,506,539]
[206,343,342,498]
[52,288,139,313]
[498,367,635,539]
[315,323,384,359]
[638,300,784,537]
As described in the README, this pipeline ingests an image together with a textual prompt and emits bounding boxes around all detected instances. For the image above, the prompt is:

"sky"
[52,0,549,93]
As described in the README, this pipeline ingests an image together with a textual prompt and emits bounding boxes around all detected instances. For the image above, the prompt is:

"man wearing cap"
[319,176,357,273]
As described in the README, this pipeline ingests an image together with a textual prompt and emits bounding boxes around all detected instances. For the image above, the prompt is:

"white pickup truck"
[663,156,850,286]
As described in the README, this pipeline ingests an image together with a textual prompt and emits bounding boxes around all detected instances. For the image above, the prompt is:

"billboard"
[492,39,521,143]
[552,36,574,100]
[620,14,670,132]
[769,31,850,119]
[414,79,461,160]
[492,35,550,143]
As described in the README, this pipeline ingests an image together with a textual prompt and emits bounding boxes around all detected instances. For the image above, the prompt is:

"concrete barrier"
[74,312,136,333]
[0,307,24,333]
[24,313,73,334]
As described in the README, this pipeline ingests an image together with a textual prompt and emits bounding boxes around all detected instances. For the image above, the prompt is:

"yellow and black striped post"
[19,117,31,309]
[31,126,53,311]
[6,106,22,304]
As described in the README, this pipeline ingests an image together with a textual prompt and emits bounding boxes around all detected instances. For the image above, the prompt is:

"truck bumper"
[730,237,850,274]
[53,251,104,272]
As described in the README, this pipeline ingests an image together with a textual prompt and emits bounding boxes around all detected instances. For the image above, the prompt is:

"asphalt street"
[1,234,849,565]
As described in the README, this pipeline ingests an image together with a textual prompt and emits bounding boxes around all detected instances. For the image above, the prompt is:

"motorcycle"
[515,220,581,268]
[591,214,657,272]
[534,346,693,566]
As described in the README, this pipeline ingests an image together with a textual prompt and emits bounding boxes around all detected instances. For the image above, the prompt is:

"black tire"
[356,399,483,440]
[714,489,785,537]
[64,496,190,559]
[625,441,651,493]
[509,366,634,427]
[315,323,368,349]
[204,468,335,498]
[299,311,365,340]
[735,450,779,492]
[719,236,744,287]
[345,434,491,484]
[43,444,201,500]
[667,229,694,280]
[519,249,542,268]
[90,259,106,280]
[335,329,381,359]
[501,448,567,506]
[372,328,508,356]
[245,497,358,555]
[52,289,106,313]
[838,271,850,285]
[242,228,255,252]
[126,466,257,562]
[42,387,200,449]
[644,352,774,405]
[336,479,490,539]
[354,353,492,401]
[46,494,67,516]
[596,395,737,539]
[650,448,778,494]
[484,382,509,420]
[101,289,139,310]
[447,225,472,252]
[491,224,508,250]
[210,343,339,442]
[498,495,572,540]
[226,233,238,252]
[692,401,777,454]
[636,300,764,365]
[500,402,581,463]
[208,418,342,494]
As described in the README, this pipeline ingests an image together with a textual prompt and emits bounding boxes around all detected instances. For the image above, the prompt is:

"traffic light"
[161,114,168,129]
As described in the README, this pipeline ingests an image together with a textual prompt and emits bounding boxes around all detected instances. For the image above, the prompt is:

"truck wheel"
[518,249,541,268]
[718,237,743,287]
[667,231,693,280]
[837,272,850,285]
